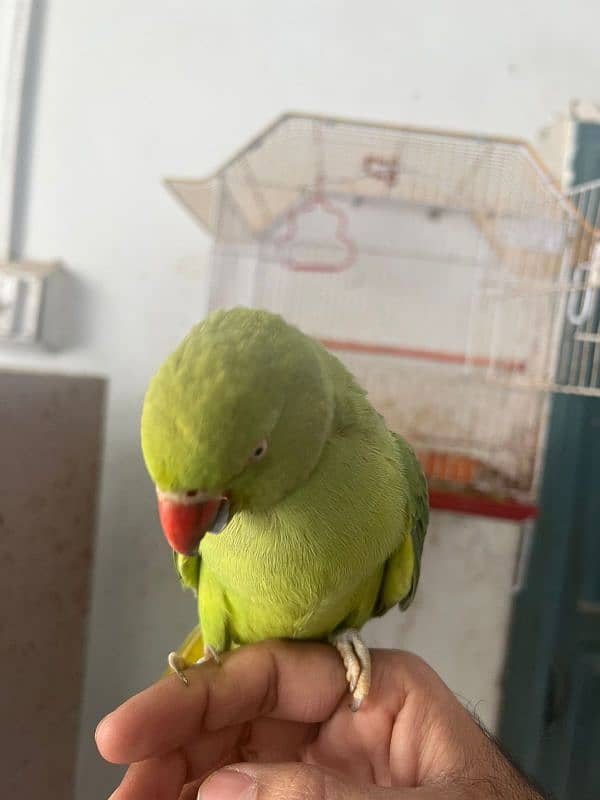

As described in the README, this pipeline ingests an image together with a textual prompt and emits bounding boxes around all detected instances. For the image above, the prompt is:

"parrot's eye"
[249,439,268,462]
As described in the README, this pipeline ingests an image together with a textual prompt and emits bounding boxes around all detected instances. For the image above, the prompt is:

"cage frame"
[165,113,600,520]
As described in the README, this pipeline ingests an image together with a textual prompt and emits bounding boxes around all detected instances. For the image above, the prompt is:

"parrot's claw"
[332,628,371,712]
[168,645,222,687]
[193,644,222,666]
[168,651,190,686]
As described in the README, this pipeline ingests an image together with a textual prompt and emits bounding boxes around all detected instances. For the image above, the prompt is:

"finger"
[108,750,187,800]
[112,717,317,800]
[97,640,345,765]
[110,725,243,800]
[179,779,203,800]
[234,717,319,763]
[197,763,432,800]
[177,715,318,786]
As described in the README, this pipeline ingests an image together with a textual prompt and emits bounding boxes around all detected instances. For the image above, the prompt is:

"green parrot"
[141,307,428,709]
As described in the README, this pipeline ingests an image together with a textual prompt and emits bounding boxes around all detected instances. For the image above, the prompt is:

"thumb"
[196,762,419,800]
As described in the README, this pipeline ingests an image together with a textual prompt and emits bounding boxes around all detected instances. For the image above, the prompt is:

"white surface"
[0,0,32,258]
[0,2,597,796]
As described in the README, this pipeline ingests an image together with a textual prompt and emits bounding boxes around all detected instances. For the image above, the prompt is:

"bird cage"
[166,113,600,520]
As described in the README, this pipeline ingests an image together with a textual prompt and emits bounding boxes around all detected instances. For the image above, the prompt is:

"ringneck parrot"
[141,307,428,709]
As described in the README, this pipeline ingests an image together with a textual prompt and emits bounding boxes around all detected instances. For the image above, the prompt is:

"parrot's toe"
[168,644,222,688]
[332,628,372,711]
[343,658,360,694]
[206,645,222,664]
[194,644,222,666]
[347,666,359,694]
[167,651,190,686]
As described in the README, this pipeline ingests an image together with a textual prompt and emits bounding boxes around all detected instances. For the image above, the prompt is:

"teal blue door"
[500,123,600,798]
[533,396,600,797]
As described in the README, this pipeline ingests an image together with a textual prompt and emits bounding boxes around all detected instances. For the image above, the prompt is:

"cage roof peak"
[165,111,576,237]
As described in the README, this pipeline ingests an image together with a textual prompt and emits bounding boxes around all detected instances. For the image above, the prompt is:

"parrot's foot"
[167,652,190,686]
[331,628,371,712]
[196,644,222,666]
[167,645,222,687]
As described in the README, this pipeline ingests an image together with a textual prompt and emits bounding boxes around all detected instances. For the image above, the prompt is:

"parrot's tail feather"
[161,624,204,679]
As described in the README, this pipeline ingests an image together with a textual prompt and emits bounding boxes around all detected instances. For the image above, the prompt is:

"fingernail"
[198,769,256,800]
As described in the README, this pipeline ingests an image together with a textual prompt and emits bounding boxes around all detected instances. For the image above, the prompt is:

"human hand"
[96,641,545,799]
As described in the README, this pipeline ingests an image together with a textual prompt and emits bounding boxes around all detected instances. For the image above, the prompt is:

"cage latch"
[567,244,600,326]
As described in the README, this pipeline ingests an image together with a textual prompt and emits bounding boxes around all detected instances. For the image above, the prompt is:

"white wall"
[2,1,598,796]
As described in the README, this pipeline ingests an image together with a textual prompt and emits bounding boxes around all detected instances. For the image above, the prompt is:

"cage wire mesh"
[166,114,600,511]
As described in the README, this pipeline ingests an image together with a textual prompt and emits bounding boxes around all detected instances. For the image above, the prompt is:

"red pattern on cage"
[363,155,400,187]
[274,180,357,273]
[320,338,527,374]
[428,488,538,521]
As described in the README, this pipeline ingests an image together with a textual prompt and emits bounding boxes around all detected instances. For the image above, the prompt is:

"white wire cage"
[166,113,600,516]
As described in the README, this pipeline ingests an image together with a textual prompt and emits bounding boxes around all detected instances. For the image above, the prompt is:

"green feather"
[375,433,429,615]
[173,551,201,594]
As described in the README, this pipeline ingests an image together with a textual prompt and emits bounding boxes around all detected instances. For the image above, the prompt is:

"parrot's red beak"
[156,492,227,555]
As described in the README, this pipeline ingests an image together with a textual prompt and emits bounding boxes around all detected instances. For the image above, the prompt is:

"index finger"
[96,640,346,764]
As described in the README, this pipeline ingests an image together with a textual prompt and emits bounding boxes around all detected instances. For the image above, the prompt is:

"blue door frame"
[499,123,600,799]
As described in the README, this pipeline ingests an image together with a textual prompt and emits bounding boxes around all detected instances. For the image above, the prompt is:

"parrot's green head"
[141,307,335,555]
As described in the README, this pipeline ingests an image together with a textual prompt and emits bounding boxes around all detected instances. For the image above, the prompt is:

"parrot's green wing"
[173,551,201,594]
[375,433,429,615]
[167,552,205,670]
